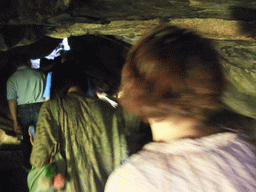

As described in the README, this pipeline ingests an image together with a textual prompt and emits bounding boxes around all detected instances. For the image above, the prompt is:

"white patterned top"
[105,132,256,192]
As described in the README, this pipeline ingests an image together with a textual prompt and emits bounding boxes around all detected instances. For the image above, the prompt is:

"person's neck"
[17,65,29,68]
[68,86,87,97]
[148,116,223,142]
[68,86,80,93]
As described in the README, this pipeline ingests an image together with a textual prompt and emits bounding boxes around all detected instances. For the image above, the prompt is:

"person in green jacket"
[29,60,143,191]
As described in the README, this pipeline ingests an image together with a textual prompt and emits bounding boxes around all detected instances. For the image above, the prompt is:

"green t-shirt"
[7,66,45,105]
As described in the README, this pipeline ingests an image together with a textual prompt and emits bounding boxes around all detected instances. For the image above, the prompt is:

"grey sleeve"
[6,78,17,100]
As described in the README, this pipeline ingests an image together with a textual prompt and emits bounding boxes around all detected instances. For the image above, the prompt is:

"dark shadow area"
[230,6,256,38]
[0,148,28,192]
[0,168,29,192]
[69,35,130,95]
[126,121,152,156]
[230,7,256,21]
[207,106,255,131]
[0,36,62,69]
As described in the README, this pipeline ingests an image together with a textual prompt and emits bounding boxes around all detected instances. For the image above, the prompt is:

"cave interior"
[1,0,256,191]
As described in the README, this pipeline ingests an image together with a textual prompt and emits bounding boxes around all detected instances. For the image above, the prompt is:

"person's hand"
[13,122,21,133]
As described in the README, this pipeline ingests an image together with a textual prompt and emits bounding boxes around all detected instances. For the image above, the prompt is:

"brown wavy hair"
[119,25,224,121]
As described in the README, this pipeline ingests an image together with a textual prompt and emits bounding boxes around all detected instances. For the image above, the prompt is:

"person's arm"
[8,99,20,133]
[43,72,52,101]
[6,78,20,133]
[30,101,60,168]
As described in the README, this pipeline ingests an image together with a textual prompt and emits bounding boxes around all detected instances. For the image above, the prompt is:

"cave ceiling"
[0,0,256,120]
[0,0,255,50]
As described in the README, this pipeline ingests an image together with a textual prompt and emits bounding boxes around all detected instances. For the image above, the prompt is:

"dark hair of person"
[61,50,75,63]
[15,54,31,67]
[50,60,89,99]
[119,25,224,121]
[40,58,54,69]
[74,52,123,97]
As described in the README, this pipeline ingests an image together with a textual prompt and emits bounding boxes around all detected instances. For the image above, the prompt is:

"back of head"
[50,60,89,99]
[119,25,224,121]
[15,54,31,67]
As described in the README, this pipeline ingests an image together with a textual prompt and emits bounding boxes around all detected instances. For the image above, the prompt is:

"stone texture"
[0,129,19,146]
[216,40,256,96]
[46,18,254,41]
[0,0,256,51]
[222,82,256,119]
[211,40,256,118]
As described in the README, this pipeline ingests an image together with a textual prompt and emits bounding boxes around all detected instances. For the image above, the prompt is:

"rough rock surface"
[0,0,256,50]
[214,40,256,119]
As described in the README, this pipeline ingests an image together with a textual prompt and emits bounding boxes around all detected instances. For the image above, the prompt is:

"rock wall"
[0,0,256,50]
[215,40,256,119]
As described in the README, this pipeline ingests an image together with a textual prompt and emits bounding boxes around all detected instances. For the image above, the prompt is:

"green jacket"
[30,92,141,192]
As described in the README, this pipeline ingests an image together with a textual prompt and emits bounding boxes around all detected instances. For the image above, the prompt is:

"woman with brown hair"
[105,25,256,191]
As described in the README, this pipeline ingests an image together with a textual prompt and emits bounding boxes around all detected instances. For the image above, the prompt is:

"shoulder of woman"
[105,161,152,192]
